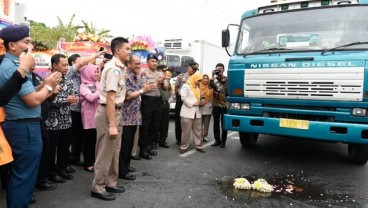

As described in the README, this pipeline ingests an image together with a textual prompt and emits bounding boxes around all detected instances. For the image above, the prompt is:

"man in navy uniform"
[0,25,60,207]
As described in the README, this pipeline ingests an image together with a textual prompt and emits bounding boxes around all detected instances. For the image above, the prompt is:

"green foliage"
[29,14,112,51]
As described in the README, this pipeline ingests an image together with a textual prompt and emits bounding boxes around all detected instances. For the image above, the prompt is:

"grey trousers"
[180,117,202,150]
[201,115,211,138]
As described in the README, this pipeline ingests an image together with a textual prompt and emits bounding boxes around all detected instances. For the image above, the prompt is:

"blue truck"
[221,0,368,164]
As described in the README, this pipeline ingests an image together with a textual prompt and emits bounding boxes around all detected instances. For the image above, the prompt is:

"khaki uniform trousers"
[180,117,202,150]
[92,105,122,193]
[131,125,140,157]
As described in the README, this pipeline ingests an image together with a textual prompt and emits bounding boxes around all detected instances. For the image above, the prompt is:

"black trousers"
[48,128,72,176]
[159,101,170,144]
[174,95,183,143]
[213,106,228,143]
[37,122,50,184]
[119,126,137,176]
[82,128,96,167]
[140,96,162,150]
[70,111,84,164]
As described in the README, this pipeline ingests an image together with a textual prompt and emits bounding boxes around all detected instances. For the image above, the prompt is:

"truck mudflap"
[224,114,368,144]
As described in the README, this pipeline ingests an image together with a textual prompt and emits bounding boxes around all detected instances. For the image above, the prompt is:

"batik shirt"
[212,75,228,108]
[121,70,142,126]
[66,65,81,112]
[46,76,75,130]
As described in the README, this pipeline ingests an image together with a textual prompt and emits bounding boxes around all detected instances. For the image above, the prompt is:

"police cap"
[0,25,30,42]
[147,53,158,61]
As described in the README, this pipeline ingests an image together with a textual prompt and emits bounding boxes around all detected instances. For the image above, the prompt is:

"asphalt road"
[1,118,368,208]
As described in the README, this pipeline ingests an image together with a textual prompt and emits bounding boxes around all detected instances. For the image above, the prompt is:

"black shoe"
[131,155,141,160]
[128,167,136,172]
[148,149,157,156]
[49,175,66,183]
[58,170,73,180]
[139,152,152,160]
[151,144,157,150]
[211,141,221,146]
[29,195,36,204]
[196,148,206,153]
[159,142,170,148]
[105,186,126,193]
[176,141,181,145]
[36,181,57,191]
[220,143,226,148]
[91,191,115,201]
[66,165,75,173]
[119,173,136,180]
[180,149,187,154]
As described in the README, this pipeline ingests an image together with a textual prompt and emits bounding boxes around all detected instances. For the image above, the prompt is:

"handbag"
[0,107,13,166]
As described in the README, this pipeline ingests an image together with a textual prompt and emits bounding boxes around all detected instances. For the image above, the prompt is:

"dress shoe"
[131,155,141,160]
[180,149,187,154]
[66,165,76,173]
[36,181,57,191]
[119,173,136,180]
[220,143,226,148]
[29,195,36,204]
[148,149,157,156]
[49,175,66,183]
[196,148,206,153]
[176,141,181,145]
[139,152,152,160]
[159,142,170,148]
[105,186,126,193]
[58,170,73,180]
[211,141,221,146]
[84,166,94,173]
[151,144,157,150]
[91,191,115,201]
[128,167,136,172]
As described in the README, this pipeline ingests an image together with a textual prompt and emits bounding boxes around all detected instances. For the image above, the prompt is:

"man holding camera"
[210,63,228,148]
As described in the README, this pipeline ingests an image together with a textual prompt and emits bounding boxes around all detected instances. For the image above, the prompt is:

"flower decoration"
[74,33,109,45]
[233,178,251,190]
[130,35,155,51]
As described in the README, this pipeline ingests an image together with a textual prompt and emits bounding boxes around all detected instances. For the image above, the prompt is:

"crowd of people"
[0,24,228,206]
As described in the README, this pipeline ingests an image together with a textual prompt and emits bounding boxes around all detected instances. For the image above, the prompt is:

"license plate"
[279,118,309,130]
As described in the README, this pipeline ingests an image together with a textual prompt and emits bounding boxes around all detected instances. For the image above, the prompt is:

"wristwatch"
[139,89,144,94]
[44,84,53,93]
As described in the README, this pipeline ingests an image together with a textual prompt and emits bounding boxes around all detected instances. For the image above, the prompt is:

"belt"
[100,103,122,110]
[6,117,41,123]
[142,95,161,101]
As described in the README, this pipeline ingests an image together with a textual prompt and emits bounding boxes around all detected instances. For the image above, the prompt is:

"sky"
[18,0,269,45]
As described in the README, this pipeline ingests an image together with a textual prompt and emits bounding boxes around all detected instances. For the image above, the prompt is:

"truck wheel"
[239,132,259,148]
[348,143,368,165]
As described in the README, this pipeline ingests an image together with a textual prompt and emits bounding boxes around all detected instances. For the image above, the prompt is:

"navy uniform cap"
[0,25,30,42]
[147,53,158,61]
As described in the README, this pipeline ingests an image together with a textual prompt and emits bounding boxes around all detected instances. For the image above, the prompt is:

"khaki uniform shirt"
[99,57,126,105]
[139,68,161,97]
[175,72,189,95]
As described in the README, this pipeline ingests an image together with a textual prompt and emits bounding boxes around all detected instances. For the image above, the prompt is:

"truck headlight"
[230,103,240,110]
[352,108,367,117]
[241,103,251,110]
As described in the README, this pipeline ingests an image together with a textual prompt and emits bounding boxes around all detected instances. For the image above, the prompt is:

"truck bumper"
[224,114,368,144]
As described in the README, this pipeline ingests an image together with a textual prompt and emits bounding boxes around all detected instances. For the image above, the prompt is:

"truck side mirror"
[222,29,230,48]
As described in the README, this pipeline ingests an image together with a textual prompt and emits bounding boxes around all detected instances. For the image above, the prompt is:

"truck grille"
[244,68,364,101]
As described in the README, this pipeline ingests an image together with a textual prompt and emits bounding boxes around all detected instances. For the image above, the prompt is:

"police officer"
[91,37,130,201]
[139,53,167,159]
[174,61,198,145]
[0,25,60,207]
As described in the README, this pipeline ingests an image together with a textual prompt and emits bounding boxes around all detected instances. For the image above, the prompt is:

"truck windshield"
[237,6,368,55]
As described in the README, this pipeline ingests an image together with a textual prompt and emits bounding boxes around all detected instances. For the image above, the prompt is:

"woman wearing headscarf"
[79,64,101,172]
[180,72,206,154]
[200,74,213,142]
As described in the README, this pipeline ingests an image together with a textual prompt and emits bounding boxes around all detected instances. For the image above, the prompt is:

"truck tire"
[348,143,368,165]
[239,132,259,148]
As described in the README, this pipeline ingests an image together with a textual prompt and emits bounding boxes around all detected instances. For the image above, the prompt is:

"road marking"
[179,131,238,157]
